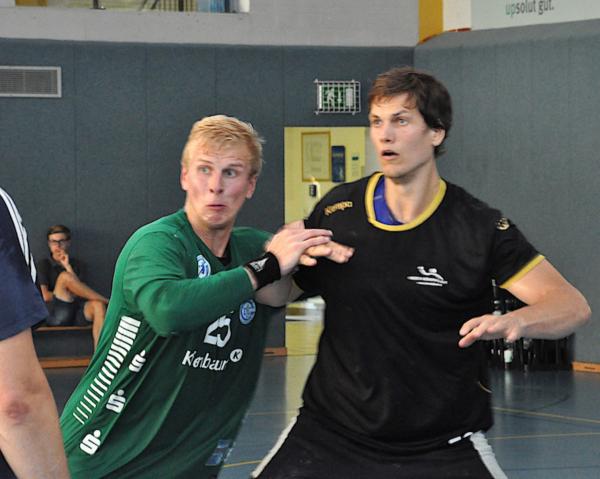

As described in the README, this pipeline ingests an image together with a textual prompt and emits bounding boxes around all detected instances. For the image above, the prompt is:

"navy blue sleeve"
[0,190,48,339]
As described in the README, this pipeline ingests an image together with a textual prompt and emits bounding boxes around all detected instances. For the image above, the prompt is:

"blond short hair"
[181,115,264,176]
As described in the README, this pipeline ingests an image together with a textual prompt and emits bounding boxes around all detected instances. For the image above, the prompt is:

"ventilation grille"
[0,66,62,98]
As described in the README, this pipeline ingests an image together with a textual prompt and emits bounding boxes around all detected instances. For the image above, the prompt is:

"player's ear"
[246,174,257,199]
[180,164,189,191]
[431,128,445,147]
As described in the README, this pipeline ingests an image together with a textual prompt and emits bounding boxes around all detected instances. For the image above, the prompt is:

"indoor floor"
[46,314,600,478]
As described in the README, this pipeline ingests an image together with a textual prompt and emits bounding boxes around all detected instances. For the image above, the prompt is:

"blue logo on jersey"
[196,255,211,278]
[239,300,256,324]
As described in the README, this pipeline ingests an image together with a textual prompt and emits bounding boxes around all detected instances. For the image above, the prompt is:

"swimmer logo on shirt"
[406,266,448,287]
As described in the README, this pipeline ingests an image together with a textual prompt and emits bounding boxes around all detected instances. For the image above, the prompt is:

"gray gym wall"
[0,37,411,348]
[415,20,599,363]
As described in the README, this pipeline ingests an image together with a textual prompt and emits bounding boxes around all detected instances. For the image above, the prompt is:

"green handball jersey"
[61,210,275,478]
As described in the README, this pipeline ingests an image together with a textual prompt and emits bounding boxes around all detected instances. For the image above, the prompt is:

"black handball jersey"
[294,173,542,455]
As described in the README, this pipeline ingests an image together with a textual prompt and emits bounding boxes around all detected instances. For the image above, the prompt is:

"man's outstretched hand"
[268,220,354,272]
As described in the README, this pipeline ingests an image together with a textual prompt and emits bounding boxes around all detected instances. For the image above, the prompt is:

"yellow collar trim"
[365,173,447,231]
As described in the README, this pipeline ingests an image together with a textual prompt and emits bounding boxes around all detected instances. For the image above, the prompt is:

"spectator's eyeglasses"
[48,239,69,246]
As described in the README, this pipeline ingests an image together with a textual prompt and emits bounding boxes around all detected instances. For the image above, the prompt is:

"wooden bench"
[33,319,288,369]
[33,325,93,369]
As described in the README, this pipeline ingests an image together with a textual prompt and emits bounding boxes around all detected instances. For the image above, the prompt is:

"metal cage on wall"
[315,79,361,115]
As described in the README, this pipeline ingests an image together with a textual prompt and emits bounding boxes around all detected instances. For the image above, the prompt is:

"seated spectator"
[36,224,108,348]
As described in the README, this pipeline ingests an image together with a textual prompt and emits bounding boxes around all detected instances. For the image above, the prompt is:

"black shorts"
[252,414,507,479]
[45,297,87,327]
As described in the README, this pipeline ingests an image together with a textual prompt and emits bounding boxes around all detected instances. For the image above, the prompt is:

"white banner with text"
[472,0,600,30]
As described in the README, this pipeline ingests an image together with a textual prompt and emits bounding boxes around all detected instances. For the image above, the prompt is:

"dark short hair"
[47,224,71,240]
[368,66,453,157]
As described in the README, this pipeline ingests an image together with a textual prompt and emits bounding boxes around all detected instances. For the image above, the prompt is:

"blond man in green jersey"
[60,115,351,478]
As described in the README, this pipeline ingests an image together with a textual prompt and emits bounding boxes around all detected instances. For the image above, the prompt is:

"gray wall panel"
[493,41,533,206]
[384,49,415,71]
[528,37,571,255]
[146,46,217,221]
[462,45,497,194]
[73,44,148,295]
[0,40,77,260]
[2,38,413,349]
[413,41,464,175]
[215,46,285,233]
[415,21,598,362]
[567,33,600,357]
[283,47,412,127]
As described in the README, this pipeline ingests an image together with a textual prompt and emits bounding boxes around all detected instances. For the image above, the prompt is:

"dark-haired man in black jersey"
[253,67,591,479]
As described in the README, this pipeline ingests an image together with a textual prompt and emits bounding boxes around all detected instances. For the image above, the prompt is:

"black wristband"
[245,252,281,290]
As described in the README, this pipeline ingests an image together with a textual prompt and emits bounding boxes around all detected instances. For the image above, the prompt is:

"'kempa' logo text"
[324,201,353,216]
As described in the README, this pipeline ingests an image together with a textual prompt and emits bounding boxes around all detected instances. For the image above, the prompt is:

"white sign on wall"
[315,80,361,115]
[472,0,600,30]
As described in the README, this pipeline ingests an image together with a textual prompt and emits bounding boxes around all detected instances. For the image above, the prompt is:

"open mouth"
[381,150,397,159]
